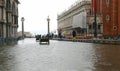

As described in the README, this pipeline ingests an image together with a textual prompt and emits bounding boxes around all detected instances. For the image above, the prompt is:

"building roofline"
[15,0,20,4]
[58,1,91,18]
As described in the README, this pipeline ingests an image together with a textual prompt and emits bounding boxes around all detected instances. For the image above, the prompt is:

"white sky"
[18,0,82,35]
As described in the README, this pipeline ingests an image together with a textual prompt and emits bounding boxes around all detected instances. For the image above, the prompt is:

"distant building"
[17,31,33,38]
[0,0,19,44]
[87,0,103,38]
[92,0,120,39]
[57,0,93,38]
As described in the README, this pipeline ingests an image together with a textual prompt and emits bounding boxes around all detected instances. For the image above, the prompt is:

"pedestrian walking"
[72,30,76,41]
[59,32,62,39]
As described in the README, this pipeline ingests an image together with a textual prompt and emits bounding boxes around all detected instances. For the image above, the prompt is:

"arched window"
[6,0,11,11]
[106,15,110,21]
[12,3,15,14]
[106,0,110,5]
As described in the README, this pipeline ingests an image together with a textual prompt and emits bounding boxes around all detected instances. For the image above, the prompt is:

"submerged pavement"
[0,38,120,71]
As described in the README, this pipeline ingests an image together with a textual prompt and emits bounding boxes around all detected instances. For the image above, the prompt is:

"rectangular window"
[98,25,101,30]
[89,25,92,30]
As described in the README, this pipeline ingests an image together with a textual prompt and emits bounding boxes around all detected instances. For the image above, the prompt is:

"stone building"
[87,15,103,38]
[92,0,120,39]
[16,31,33,38]
[0,0,19,44]
[57,0,97,39]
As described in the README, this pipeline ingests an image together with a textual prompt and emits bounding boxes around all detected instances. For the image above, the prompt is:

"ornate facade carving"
[0,0,19,41]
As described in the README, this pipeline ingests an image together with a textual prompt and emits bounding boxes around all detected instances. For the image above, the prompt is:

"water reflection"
[0,38,120,71]
[92,44,120,71]
[0,46,16,71]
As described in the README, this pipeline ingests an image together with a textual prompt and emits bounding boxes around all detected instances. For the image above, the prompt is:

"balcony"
[12,24,18,27]
[0,19,5,23]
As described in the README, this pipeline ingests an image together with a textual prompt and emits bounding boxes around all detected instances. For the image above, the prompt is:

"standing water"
[0,38,120,71]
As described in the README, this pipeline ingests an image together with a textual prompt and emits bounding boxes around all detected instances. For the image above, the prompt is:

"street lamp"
[21,17,25,39]
[93,0,97,38]
[47,16,50,36]
[47,16,50,44]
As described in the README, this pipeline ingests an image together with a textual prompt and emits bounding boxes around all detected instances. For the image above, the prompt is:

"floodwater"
[0,38,120,71]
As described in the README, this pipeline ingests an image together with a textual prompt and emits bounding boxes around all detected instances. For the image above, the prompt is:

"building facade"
[16,31,33,38]
[87,15,103,38]
[92,0,120,39]
[0,0,19,45]
[57,0,94,39]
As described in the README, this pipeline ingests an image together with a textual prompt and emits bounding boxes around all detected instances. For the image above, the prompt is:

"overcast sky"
[18,0,82,35]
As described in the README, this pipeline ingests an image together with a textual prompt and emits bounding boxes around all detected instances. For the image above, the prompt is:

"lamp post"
[21,17,25,39]
[47,16,50,44]
[93,0,97,38]
[47,16,50,36]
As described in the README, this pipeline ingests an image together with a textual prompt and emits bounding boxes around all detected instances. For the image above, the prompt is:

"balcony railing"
[0,19,5,23]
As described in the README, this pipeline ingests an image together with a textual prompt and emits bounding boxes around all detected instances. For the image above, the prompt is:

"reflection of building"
[57,0,92,38]
[92,0,120,39]
[0,0,19,44]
